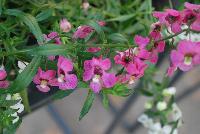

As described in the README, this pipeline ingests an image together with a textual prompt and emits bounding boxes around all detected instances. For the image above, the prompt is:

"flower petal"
[102,73,116,88]
[59,74,78,90]
[36,85,50,93]
[90,81,102,93]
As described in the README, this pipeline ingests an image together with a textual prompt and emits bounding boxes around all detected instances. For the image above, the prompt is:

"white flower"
[6,93,24,124]
[18,61,29,73]
[144,101,153,109]
[172,103,183,127]
[163,87,176,97]
[11,112,19,124]
[156,101,167,111]
[138,114,153,128]
[149,122,172,134]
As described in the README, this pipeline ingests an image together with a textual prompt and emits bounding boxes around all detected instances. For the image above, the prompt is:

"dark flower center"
[94,66,103,76]
[165,15,178,24]
[154,24,161,32]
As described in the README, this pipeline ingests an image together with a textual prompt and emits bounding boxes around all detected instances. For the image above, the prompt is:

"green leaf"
[26,44,71,56]
[52,90,74,100]
[0,0,5,15]
[107,14,136,22]
[87,21,106,42]
[79,90,95,121]
[77,81,88,88]
[7,56,42,93]
[139,89,153,97]
[5,9,44,44]
[108,33,128,43]
[102,93,109,109]
[36,9,53,22]
[103,83,133,97]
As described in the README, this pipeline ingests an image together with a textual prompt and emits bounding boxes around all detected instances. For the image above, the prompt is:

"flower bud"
[60,18,72,33]
[156,101,167,111]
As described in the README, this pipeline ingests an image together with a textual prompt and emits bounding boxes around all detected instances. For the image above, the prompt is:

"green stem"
[155,29,188,43]
[168,0,173,9]
[20,89,31,113]
[0,125,2,134]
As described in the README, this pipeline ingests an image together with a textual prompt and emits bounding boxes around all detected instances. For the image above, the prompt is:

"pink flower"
[182,2,200,31]
[97,21,106,26]
[153,9,182,33]
[57,56,78,90]
[184,2,200,11]
[87,47,101,53]
[0,68,9,89]
[44,32,61,45]
[134,35,150,48]
[33,68,57,92]
[114,49,133,67]
[83,57,116,93]
[150,22,162,40]
[170,40,200,71]
[126,58,148,79]
[60,18,72,33]
[73,25,93,39]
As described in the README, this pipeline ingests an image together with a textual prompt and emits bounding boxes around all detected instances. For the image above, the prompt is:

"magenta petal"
[42,70,56,80]
[126,63,137,75]
[137,49,151,60]
[166,66,176,77]
[184,2,200,11]
[102,73,116,88]
[171,22,182,33]
[58,56,73,74]
[49,79,59,87]
[156,41,165,53]
[33,73,41,85]
[90,81,102,93]
[0,70,7,80]
[59,74,78,90]
[178,63,193,71]
[170,50,184,66]
[134,35,150,48]
[36,85,50,93]
[101,58,111,70]
[150,51,158,64]
[191,19,200,31]
[0,80,9,88]
[193,54,200,65]
[83,70,93,81]
[84,60,93,71]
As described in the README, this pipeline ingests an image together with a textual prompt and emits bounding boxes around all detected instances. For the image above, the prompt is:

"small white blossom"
[149,122,172,134]
[18,61,29,73]
[138,114,153,128]
[156,101,167,111]
[6,93,24,124]
[163,87,176,97]
[144,101,153,109]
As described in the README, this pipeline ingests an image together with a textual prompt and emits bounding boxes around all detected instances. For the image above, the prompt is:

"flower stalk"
[20,89,31,113]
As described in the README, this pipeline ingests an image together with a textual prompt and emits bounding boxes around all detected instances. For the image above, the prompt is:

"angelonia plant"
[0,1,200,133]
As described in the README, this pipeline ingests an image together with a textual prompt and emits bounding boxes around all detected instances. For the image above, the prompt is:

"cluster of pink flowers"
[33,56,78,92]
[3,2,191,93]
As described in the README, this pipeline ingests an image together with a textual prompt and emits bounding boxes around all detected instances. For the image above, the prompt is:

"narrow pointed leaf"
[79,90,95,120]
